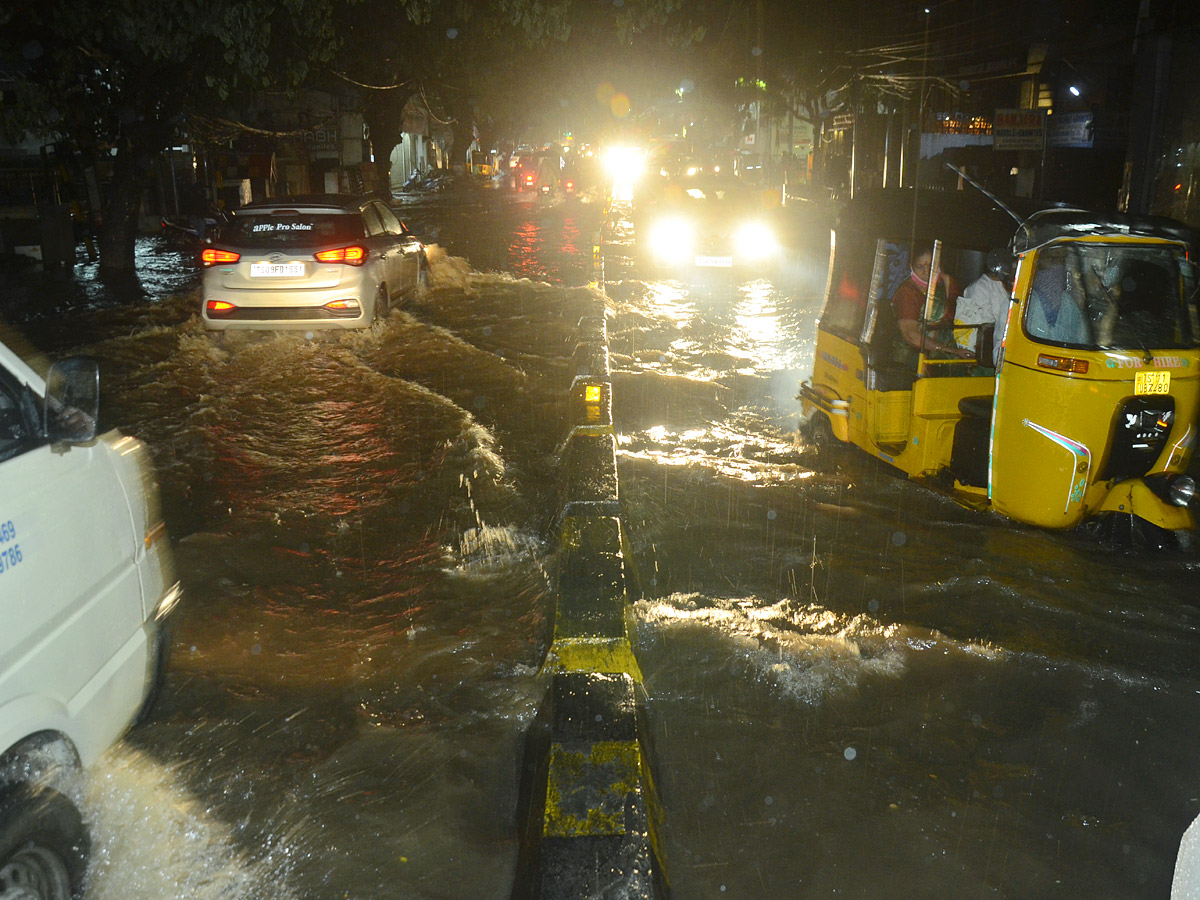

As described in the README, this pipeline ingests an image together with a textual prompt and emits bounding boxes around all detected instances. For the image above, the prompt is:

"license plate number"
[1135,370,1170,395]
[250,262,304,277]
[695,255,733,268]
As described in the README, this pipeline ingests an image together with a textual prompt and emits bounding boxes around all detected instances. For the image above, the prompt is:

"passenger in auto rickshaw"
[955,248,1015,367]
[889,245,974,369]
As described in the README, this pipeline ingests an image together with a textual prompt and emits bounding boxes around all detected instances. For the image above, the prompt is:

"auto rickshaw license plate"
[1135,370,1170,395]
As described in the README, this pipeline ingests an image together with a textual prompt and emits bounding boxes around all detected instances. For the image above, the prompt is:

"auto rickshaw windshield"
[1024,243,1200,352]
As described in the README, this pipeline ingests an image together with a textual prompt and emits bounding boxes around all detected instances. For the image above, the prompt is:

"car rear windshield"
[225,212,364,248]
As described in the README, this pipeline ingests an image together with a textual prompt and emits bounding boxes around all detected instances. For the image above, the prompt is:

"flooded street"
[5,184,1200,899]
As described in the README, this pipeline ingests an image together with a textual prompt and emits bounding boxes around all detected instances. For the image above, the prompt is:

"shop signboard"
[1048,112,1094,149]
[993,109,1046,151]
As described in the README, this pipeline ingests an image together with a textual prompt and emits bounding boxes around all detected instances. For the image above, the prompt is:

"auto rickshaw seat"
[958,395,994,420]
[951,395,994,487]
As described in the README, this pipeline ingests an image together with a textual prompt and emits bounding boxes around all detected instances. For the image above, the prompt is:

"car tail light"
[314,246,368,266]
[323,299,362,318]
[201,248,241,266]
[524,173,535,185]
[565,180,575,190]
[206,300,237,316]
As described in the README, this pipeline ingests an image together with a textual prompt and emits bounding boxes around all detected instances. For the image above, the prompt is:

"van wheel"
[0,785,89,900]
[376,285,390,319]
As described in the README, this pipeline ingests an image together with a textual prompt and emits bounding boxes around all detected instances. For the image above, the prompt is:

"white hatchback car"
[201,194,426,330]
[0,330,179,899]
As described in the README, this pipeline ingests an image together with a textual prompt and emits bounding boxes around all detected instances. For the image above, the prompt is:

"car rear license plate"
[250,262,304,277]
[695,255,733,268]
[1135,370,1170,395]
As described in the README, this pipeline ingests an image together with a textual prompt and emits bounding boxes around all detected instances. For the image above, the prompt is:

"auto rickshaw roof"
[836,188,1037,251]
[837,189,1199,257]
[1011,207,1199,254]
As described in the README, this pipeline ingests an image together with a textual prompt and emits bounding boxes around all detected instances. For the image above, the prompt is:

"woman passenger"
[890,246,974,368]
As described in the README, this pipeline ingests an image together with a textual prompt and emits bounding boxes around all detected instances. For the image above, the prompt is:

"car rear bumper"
[202,289,374,330]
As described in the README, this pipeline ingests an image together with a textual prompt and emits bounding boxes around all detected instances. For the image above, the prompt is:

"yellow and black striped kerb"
[510,280,668,898]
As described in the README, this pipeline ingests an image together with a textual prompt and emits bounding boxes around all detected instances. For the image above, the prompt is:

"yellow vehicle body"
[800,190,1200,535]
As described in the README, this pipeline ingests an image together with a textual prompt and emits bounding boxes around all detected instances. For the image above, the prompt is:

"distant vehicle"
[0,331,180,900]
[201,194,426,331]
[634,172,783,271]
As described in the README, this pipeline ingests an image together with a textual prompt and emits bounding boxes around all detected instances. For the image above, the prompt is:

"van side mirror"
[45,357,99,443]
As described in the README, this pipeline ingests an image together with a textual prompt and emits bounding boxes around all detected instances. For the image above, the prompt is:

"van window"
[0,376,36,463]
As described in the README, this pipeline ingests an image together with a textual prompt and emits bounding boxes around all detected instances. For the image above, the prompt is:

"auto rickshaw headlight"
[1168,475,1196,507]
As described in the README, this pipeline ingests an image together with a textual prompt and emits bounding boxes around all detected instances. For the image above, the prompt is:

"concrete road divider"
[510,299,668,899]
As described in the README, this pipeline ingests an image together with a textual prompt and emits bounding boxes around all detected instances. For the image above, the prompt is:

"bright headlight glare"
[603,146,645,183]
[734,221,777,259]
[648,218,694,263]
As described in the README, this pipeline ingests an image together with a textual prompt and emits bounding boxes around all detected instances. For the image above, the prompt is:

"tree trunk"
[363,91,412,195]
[97,144,148,279]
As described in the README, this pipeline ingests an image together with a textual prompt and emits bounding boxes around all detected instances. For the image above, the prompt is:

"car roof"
[232,194,369,215]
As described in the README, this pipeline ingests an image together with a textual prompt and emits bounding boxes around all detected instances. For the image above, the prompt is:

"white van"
[0,332,179,899]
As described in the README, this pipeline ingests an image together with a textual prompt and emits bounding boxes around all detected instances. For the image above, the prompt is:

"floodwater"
[5,183,1200,900]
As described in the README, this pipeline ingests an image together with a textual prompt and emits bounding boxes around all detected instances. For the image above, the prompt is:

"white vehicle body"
[0,333,178,779]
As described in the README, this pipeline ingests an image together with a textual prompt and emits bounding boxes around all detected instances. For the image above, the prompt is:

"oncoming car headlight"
[648,217,695,264]
[733,221,778,261]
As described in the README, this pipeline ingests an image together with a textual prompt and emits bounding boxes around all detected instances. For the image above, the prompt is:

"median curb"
[510,238,668,898]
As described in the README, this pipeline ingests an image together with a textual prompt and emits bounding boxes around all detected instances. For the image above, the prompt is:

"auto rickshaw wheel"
[1084,512,1177,552]
[802,411,843,463]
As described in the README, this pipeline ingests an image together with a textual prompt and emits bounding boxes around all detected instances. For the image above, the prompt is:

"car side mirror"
[45,357,99,443]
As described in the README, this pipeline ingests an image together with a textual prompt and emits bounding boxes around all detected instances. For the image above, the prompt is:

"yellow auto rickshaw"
[799,188,1200,540]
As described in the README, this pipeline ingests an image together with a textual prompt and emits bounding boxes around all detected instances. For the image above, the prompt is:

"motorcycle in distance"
[797,188,1200,545]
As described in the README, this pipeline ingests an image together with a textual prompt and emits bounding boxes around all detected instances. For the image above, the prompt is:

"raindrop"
[595,714,603,723]
[305,331,314,340]
[767,509,777,520]
[446,27,458,39]
[720,887,726,894]
[764,796,774,806]
[844,747,857,761]
[299,542,310,553]
[474,395,488,409]
[867,599,879,612]
[250,643,262,655]
[891,531,907,546]
[482,326,493,336]
[751,46,762,57]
